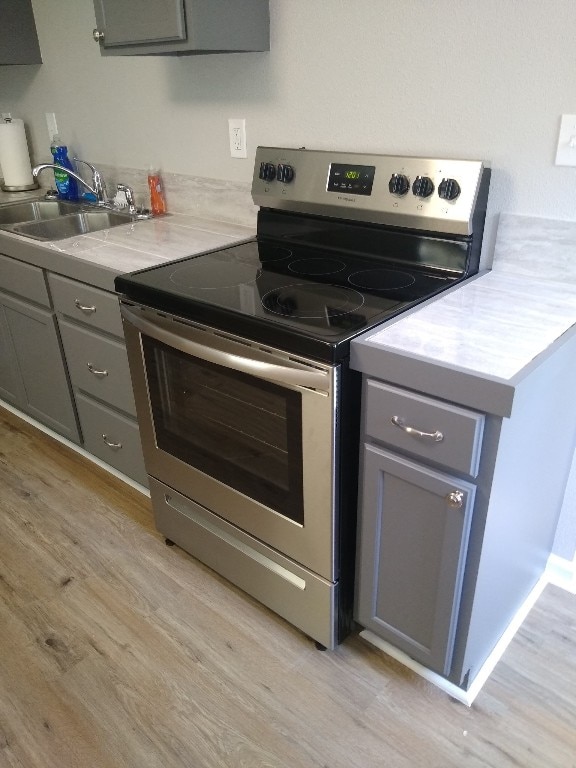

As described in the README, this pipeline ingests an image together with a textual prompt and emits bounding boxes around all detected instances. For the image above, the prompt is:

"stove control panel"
[252,147,490,236]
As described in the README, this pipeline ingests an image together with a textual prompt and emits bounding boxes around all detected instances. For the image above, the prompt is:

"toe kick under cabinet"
[48,273,148,487]
[352,326,576,692]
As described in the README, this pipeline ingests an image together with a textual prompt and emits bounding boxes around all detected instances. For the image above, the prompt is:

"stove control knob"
[259,162,277,182]
[412,176,435,198]
[277,163,295,183]
[438,178,462,201]
[388,173,410,196]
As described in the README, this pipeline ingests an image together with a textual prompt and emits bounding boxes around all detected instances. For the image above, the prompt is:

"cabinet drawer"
[76,393,147,487]
[0,254,50,307]
[364,380,484,477]
[59,320,136,416]
[48,273,124,338]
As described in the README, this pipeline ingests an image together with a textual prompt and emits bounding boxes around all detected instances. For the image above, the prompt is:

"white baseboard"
[0,399,150,497]
[360,574,548,707]
[546,553,576,594]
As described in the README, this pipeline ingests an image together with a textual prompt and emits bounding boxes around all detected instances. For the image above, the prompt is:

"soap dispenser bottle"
[50,136,79,200]
[148,167,167,215]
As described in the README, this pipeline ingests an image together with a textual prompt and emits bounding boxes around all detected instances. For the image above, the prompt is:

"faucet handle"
[73,157,107,205]
[116,183,137,215]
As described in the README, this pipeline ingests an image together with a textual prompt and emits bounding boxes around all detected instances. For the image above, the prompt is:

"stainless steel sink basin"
[0,199,79,227]
[8,210,133,241]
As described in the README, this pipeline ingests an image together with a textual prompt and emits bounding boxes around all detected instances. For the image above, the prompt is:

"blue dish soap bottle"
[50,136,79,200]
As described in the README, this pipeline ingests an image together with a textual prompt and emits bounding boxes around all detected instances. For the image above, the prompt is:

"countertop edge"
[352,311,576,419]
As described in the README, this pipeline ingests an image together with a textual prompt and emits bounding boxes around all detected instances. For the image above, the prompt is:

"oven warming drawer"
[149,477,339,650]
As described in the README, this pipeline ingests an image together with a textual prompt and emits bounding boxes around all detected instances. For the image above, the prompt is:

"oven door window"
[143,337,304,524]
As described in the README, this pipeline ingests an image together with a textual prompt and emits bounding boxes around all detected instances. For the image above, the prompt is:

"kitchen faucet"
[32,157,108,205]
[116,183,137,215]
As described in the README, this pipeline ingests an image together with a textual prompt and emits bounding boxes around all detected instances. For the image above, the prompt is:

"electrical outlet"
[1,112,11,121]
[228,118,247,159]
[555,114,576,166]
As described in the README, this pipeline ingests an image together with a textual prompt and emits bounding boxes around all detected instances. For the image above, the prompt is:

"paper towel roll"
[0,118,38,191]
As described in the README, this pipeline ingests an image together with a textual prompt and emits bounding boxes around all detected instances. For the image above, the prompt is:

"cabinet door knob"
[102,434,122,449]
[87,362,108,377]
[93,29,105,42]
[446,490,465,508]
[391,415,444,442]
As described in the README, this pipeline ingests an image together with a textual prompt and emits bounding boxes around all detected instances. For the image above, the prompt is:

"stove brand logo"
[337,195,356,203]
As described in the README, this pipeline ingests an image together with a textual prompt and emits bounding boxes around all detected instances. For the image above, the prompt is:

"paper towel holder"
[1,180,40,192]
[0,117,39,193]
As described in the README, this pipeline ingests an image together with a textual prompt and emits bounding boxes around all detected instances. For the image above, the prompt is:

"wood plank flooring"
[1,405,575,768]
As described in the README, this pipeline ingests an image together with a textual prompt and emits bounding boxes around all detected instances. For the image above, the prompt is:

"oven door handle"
[121,306,331,391]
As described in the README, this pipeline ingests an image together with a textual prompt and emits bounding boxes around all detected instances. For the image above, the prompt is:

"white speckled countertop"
[43,212,255,273]
[0,190,255,292]
[352,213,576,385]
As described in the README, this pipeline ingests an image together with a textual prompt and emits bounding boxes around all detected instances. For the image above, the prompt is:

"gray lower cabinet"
[356,380,480,676]
[356,444,475,676]
[48,273,148,487]
[0,0,42,65]
[92,0,269,56]
[354,327,576,691]
[0,255,79,441]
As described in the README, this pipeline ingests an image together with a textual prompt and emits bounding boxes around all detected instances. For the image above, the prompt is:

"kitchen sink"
[0,198,134,240]
[0,199,79,226]
[8,210,133,241]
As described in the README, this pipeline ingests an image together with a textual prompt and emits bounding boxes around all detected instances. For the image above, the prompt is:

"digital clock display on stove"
[327,163,375,196]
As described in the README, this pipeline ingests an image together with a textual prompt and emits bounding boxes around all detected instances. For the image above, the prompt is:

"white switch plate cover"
[555,114,576,166]
[45,112,58,143]
[228,118,247,159]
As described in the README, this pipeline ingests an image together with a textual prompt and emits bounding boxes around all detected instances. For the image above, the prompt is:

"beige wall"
[1,1,576,257]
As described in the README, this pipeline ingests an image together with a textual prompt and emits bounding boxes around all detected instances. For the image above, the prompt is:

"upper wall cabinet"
[0,0,42,65]
[92,0,270,56]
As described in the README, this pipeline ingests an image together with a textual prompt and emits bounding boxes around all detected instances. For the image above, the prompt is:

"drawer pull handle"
[102,434,122,449]
[446,490,465,509]
[74,299,97,313]
[87,363,108,377]
[391,415,444,442]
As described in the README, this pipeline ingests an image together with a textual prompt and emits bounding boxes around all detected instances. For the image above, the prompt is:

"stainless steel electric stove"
[115,147,491,649]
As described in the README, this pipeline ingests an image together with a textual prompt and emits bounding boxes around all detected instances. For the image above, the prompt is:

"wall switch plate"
[45,112,58,143]
[555,114,576,166]
[228,118,247,158]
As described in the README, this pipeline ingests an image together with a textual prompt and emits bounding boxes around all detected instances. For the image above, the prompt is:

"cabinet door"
[94,0,186,47]
[0,0,42,65]
[92,0,269,55]
[0,292,80,443]
[356,444,475,676]
[0,303,25,406]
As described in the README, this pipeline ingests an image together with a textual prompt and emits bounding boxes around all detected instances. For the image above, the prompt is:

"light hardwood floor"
[1,406,575,768]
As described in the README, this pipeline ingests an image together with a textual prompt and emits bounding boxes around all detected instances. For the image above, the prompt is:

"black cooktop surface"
[116,237,465,362]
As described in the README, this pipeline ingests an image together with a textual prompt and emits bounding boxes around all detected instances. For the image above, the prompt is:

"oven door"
[121,303,339,581]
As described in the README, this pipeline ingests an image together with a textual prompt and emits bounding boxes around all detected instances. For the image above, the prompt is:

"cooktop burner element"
[348,268,416,291]
[116,147,490,361]
[288,258,347,276]
[258,244,292,263]
[261,283,365,319]
[169,256,258,290]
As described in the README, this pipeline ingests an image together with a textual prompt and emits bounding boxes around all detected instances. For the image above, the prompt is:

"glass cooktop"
[116,237,464,363]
